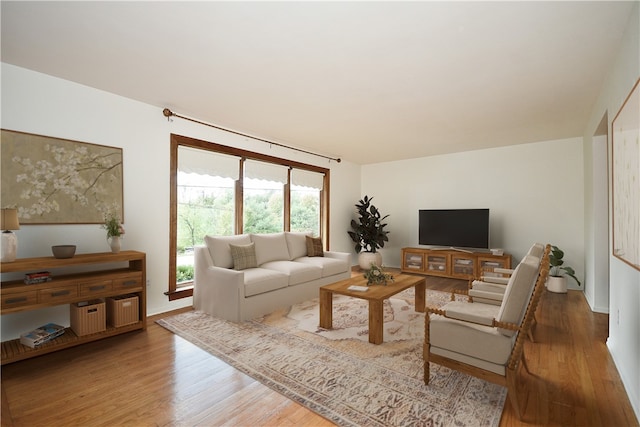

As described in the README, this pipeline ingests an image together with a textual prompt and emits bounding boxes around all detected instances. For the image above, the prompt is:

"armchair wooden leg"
[423,343,431,384]
[506,368,522,420]
[528,313,538,342]
[527,329,535,342]
[424,312,432,384]
[521,352,530,375]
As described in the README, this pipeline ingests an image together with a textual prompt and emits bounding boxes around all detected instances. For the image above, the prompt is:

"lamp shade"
[0,209,20,231]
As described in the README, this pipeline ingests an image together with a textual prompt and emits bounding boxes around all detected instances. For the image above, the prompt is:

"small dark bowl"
[52,245,76,259]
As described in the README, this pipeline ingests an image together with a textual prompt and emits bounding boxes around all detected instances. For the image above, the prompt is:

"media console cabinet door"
[403,251,424,272]
[451,255,476,278]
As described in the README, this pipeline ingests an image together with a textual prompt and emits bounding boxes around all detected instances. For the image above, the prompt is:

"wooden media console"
[400,247,511,280]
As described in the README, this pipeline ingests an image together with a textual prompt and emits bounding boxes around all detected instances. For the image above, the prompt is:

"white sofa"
[193,232,351,322]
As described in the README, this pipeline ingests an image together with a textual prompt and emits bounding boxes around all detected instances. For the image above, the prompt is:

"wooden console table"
[401,247,511,280]
[0,251,146,365]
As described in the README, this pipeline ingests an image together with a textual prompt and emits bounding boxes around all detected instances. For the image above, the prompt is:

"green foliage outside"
[177,190,234,251]
[177,188,320,251]
[290,189,320,234]
[176,265,194,283]
[243,190,284,234]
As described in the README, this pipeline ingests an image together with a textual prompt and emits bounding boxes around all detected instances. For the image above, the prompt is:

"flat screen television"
[418,209,490,250]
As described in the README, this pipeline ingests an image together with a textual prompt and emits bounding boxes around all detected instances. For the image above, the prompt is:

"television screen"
[418,209,490,249]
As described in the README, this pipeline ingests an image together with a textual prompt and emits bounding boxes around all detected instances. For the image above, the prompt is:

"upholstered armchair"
[467,243,546,342]
[424,245,550,419]
[468,243,545,305]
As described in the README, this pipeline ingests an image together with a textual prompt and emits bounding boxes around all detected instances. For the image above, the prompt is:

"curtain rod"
[162,108,341,163]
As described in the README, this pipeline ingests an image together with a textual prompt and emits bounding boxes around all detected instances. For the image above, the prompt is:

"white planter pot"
[108,236,122,254]
[547,276,568,293]
[358,252,382,270]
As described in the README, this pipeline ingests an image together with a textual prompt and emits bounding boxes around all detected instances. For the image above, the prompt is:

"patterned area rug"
[157,289,506,427]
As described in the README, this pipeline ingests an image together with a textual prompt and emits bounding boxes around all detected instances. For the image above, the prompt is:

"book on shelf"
[20,323,65,348]
[24,271,52,285]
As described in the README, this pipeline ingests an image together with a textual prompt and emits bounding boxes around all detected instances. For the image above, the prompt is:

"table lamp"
[1,208,20,262]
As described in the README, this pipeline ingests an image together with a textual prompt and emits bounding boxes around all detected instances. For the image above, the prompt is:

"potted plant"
[347,195,389,269]
[102,212,125,253]
[547,245,581,293]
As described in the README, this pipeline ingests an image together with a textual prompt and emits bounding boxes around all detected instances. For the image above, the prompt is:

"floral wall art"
[612,79,640,271]
[0,130,123,224]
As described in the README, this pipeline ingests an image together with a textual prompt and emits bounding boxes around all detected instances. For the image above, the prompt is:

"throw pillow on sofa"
[229,243,258,270]
[204,234,252,268]
[305,236,324,257]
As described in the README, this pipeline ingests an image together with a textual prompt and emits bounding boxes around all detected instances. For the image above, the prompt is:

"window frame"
[167,133,331,300]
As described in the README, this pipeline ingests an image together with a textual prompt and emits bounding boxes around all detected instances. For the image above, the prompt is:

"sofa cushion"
[229,243,258,270]
[243,268,289,297]
[285,232,310,260]
[295,256,349,277]
[251,233,291,265]
[261,260,322,285]
[305,236,324,257]
[204,234,252,268]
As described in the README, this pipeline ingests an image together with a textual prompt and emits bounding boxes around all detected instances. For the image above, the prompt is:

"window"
[175,147,238,286]
[243,160,287,233]
[168,134,330,300]
[290,168,324,236]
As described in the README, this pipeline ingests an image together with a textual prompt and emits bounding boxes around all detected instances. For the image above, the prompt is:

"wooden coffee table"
[319,273,426,344]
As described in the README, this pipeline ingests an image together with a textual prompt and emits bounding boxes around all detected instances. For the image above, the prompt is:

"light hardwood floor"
[2,276,638,427]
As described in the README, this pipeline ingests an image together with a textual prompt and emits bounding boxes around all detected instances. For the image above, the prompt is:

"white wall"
[583,2,639,419]
[585,135,611,313]
[0,63,361,339]
[360,139,585,284]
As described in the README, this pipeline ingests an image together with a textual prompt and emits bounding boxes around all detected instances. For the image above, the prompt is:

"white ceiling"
[1,1,634,164]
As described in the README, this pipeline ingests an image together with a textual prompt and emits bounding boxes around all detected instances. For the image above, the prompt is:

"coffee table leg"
[415,278,426,312]
[319,288,333,329]
[369,300,384,344]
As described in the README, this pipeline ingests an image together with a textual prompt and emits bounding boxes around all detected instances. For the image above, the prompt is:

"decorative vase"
[546,276,567,293]
[358,252,382,270]
[108,236,121,254]
[1,231,17,262]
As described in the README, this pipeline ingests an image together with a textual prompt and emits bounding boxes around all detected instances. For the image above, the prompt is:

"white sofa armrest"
[193,245,245,322]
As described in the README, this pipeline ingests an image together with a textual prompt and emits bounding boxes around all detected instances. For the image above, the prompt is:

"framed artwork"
[612,78,640,271]
[0,129,123,224]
